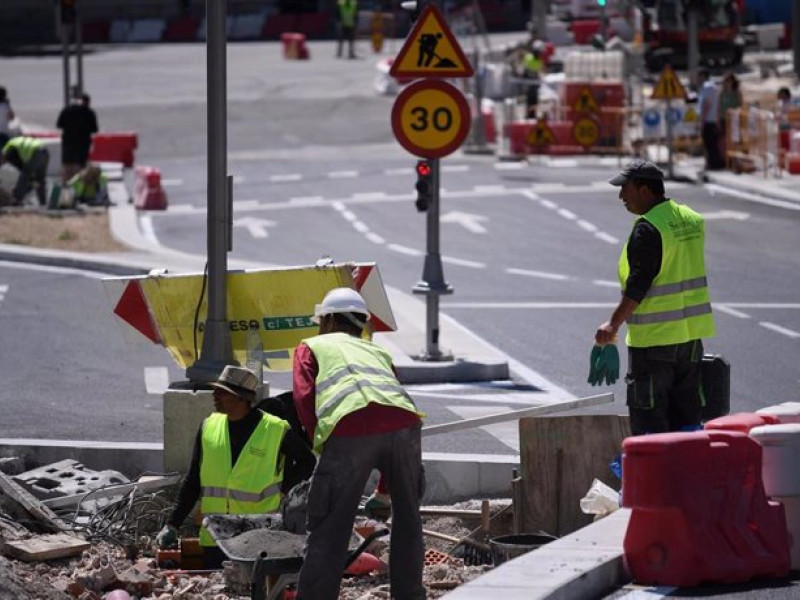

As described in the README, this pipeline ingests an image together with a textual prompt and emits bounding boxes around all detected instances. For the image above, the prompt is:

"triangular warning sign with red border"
[652,65,686,101]
[389,5,474,79]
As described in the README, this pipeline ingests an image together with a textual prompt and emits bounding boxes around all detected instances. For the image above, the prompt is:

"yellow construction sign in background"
[652,65,687,101]
[389,5,473,79]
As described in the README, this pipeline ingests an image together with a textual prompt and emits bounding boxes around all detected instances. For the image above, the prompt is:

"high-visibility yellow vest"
[618,199,715,348]
[2,137,43,164]
[68,171,107,201]
[523,52,543,75]
[338,0,357,27]
[303,332,421,453]
[198,411,288,547]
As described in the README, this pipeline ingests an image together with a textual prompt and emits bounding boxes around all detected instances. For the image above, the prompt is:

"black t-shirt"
[56,104,98,161]
[623,199,668,303]
[168,408,316,529]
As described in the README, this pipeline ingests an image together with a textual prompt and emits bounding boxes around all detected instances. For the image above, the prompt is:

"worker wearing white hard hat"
[293,287,425,600]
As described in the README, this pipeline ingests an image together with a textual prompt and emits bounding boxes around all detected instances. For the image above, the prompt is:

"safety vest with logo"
[304,332,421,453]
[198,411,288,547]
[2,137,43,164]
[618,199,715,348]
[338,0,357,28]
[523,53,543,76]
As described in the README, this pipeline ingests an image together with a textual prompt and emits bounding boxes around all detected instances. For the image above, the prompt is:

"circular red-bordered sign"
[391,80,471,159]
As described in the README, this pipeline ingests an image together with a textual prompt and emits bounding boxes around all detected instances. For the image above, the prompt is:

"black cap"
[608,160,664,186]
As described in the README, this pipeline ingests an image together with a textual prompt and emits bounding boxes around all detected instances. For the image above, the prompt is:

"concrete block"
[422,452,518,503]
[163,389,214,474]
[14,459,128,501]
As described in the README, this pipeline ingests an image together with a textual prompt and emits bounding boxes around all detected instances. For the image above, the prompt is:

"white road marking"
[593,279,620,288]
[441,210,489,234]
[714,305,750,319]
[232,175,246,184]
[233,199,260,209]
[0,261,109,280]
[354,221,369,233]
[595,231,619,244]
[543,157,579,168]
[290,195,324,204]
[441,256,485,269]
[706,183,800,211]
[577,219,598,232]
[384,167,411,176]
[506,267,570,281]
[474,185,506,193]
[0,284,7,301]
[144,367,170,395]
[723,303,800,308]
[341,210,357,221]
[268,174,302,183]
[329,170,359,178]
[446,405,520,452]
[167,203,195,213]
[413,392,537,406]
[232,216,276,239]
[161,178,184,186]
[366,232,385,244]
[352,192,388,200]
[388,244,423,256]
[140,215,159,245]
[442,164,470,173]
[760,322,800,339]
[494,162,525,170]
[540,199,558,210]
[558,208,577,220]
[617,586,678,599]
[702,209,750,221]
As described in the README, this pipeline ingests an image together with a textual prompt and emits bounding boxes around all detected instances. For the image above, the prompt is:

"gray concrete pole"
[687,6,699,87]
[76,13,84,96]
[794,0,800,80]
[530,0,548,41]
[412,158,452,360]
[61,25,71,107]
[186,0,233,383]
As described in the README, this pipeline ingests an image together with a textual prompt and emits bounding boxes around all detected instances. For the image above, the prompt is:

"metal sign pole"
[61,24,71,107]
[186,0,233,383]
[413,158,452,360]
[76,11,84,96]
[666,98,674,179]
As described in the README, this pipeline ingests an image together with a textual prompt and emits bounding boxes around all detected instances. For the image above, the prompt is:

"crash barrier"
[638,103,702,156]
[725,107,781,178]
[133,165,167,211]
[571,20,601,45]
[90,132,138,168]
[564,50,626,81]
[623,430,791,586]
[757,401,800,424]
[281,32,309,60]
[704,412,780,435]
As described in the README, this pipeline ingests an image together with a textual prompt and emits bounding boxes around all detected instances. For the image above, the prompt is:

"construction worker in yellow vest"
[292,287,425,600]
[156,365,316,568]
[522,40,544,116]
[596,160,715,436]
[67,164,110,206]
[336,0,358,59]
[0,136,50,206]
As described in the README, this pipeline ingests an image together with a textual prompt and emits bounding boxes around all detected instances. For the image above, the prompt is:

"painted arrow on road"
[701,210,750,221]
[233,217,276,238]
[441,211,488,234]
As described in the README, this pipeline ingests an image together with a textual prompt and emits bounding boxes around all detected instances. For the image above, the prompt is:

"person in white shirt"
[697,70,724,171]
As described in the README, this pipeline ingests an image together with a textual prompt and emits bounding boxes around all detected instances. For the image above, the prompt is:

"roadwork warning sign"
[389,5,473,79]
[652,65,686,101]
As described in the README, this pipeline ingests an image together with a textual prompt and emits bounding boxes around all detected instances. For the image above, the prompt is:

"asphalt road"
[1,40,799,454]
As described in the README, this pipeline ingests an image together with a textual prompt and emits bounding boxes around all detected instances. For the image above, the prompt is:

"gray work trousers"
[13,147,49,206]
[296,424,425,600]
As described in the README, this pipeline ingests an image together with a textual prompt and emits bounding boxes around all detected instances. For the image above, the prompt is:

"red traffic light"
[416,160,431,177]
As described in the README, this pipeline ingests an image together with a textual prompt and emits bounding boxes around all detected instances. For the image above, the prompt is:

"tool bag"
[700,354,730,422]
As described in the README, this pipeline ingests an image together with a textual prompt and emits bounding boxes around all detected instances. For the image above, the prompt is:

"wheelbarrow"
[205,514,388,600]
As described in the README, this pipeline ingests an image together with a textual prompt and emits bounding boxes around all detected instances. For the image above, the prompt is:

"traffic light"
[596,0,607,6]
[414,159,432,212]
[59,0,77,25]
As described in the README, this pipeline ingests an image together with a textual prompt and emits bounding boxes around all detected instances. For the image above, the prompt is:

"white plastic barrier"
[128,19,166,43]
[229,13,265,40]
[758,402,800,424]
[109,20,132,43]
[750,423,800,569]
[564,50,625,81]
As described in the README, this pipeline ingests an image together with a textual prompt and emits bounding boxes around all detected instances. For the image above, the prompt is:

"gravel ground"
[0,210,126,252]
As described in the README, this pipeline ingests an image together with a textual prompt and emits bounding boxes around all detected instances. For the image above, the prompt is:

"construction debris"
[1,533,90,562]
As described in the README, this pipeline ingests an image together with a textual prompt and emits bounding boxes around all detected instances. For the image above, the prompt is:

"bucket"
[489,532,557,565]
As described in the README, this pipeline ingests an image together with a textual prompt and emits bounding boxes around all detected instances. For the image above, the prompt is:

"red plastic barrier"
[483,108,496,144]
[572,20,601,45]
[134,166,167,211]
[263,14,299,39]
[507,121,575,155]
[164,17,200,42]
[90,132,138,168]
[705,413,780,434]
[563,82,626,112]
[786,152,800,174]
[623,431,790,587]
[280,32,309,60]
[24,130,60,139]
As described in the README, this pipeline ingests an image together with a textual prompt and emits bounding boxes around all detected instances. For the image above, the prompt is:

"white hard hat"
[312,287,370,324]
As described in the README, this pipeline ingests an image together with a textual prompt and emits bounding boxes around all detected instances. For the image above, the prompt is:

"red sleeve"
[292,343,319,444]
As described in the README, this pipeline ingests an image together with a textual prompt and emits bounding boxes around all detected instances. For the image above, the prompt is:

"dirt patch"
[0,211,127,253]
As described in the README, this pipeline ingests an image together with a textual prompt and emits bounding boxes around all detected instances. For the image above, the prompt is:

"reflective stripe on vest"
[198,411,288,547]
[3,137,42,164]
[618,199,715,347]
[304,332,420,453]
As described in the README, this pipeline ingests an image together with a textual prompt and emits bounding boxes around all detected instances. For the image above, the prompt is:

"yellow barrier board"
[104,263,395,371]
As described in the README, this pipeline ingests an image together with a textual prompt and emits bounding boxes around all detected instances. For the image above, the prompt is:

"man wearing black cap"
[156,365,316,568]
[596,160,715,435]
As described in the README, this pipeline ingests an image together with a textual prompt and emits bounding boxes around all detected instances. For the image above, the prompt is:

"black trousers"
[297,424,425,600]
[702,122,724,170]
[13,148,49,206]
[626,340,704,435]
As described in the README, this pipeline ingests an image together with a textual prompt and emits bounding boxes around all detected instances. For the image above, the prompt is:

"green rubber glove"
[156,525,178,549]
[600,344,620,385]
[588,345,603,386]
[364,493,392,521]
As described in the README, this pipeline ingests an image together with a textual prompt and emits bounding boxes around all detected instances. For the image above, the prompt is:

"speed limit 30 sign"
[391,79,471,159]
